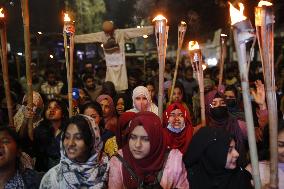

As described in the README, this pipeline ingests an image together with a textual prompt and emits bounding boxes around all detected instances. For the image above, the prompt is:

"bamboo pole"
[69,33,74,116]
[189,42,206,127]
[153,15,168,119]
[20,0,33,129]
[169,21,187,104]
[255,2,278,188]
[0,9,14,127]
[63,13,75,118]
[231,15,262,189]
[218,34,227,88]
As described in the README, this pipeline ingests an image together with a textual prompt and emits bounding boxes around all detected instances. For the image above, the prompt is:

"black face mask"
[226,99,237,108]
[210,106,228,120]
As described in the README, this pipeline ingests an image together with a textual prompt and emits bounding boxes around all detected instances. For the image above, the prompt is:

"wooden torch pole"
[255,2,278,188]
[169,21,187,104]
[189,41,206,127]
[20,0,33,129]
[229,2,261,188]
[153,15,168,119]
[0,8,14,127]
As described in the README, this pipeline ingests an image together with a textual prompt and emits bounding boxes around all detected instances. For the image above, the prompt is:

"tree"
[72,0,106,34]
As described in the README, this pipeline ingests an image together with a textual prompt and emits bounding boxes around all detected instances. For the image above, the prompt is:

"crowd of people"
[1,44,284,189]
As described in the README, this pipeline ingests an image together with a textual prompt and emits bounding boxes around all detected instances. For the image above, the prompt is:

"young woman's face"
[0,131,18,169]
[225,140,239,169]
[45,101,63,121]
[116,98,125,115]
[134,95,148,112]
[172,88,183,103]
[83,107,101,125]
[63,124,89,162]
[168,109,185,129]
[278,130,284,163]
[129,126,150,160]
[99,99,111,118]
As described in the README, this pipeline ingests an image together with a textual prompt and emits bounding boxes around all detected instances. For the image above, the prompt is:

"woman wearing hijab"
[108,111,189,189]
[127,86,158,115]
[205,80,268,148]
[96,94,118,133]
[39,114,109,189]
[183,127,253,189]
[163,102,194,154]
[13,91,44,155]
[104,112,136,157]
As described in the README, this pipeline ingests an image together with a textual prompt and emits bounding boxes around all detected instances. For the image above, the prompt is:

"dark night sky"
[1,0,283,53]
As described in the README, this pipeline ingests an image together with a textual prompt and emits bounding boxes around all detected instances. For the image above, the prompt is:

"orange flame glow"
[258,1,272,7]
[0,8,4,18]
[64,13,71,22]
[229,2,247,25]
[188,41,200,51]
[152,15,167,22]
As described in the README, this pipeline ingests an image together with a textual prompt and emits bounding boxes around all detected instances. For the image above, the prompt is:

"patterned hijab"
[163,103,193,154]
[60,114,108,189]
[96,94,115,118]
[122,112,167,189]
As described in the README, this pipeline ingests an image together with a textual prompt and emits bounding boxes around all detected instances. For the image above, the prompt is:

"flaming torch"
[153,15,168,119]
[188,41,206,127]
[218,33,227,87]
[63,13,75,117]
[229,3,261,188]
[169,21,187,104]
[0,8,14,127]
[255,1,278,188]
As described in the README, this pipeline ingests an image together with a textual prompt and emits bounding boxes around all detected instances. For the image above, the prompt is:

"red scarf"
[116,112,136,149]
[122,112,167,189]
[163,103,193,154]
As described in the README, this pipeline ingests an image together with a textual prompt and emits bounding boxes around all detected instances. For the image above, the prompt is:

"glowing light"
[64,13,71,22]
[258,1,272,7]
[143,35,148,38]
[188,41,200,51]
[37,31,43,35]
[49,55,54,59]
[229,2,247,25]
[17,52,23,56]
[0,8,4,18]
[152,15,167,22]
[221,33,227,37]
[205,58,218,66]
[180,21,186,25]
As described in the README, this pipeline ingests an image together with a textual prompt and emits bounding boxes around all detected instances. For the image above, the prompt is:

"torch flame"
[258,1,272,7]
[152,15,167,22]
[229,2,247,25]
[64,13,71,22]
[0,8,4,18]
[188,41,200,51]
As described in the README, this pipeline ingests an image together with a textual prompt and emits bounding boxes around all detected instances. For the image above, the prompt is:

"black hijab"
[183,127,252,189]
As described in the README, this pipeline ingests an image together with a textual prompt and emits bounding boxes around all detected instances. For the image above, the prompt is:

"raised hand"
[251,80,266,110]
